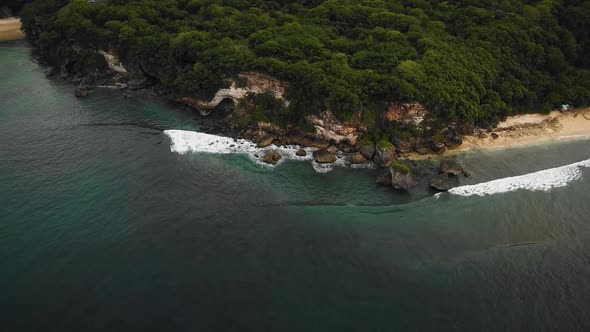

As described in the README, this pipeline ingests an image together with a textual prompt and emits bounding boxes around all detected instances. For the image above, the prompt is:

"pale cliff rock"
[188,72,290,113]
[306,111,364,145]
[98,50,128,74]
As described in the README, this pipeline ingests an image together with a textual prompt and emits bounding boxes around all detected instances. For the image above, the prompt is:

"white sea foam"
[164,129,371,172]
[446,158,590,197]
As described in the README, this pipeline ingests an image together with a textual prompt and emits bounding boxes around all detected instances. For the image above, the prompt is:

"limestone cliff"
[180,72,290,115]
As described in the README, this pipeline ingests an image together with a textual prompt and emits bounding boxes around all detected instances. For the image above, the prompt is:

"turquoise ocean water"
[2,40,590,331]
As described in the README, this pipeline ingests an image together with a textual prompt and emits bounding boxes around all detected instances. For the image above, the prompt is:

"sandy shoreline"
[405,108,590,160]
[460,108,590,150]
[0,18,24,42]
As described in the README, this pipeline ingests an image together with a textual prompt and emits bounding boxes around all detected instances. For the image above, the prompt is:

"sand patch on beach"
[0,18,24,42]
[460,108,590,152]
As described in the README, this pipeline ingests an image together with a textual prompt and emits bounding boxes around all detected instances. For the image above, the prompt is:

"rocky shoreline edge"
[37,47,590,194]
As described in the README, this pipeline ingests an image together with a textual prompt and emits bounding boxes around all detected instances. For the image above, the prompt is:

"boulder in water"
[391,168,413,191]
[295,148,307,157]
[376,164,414,191]
[313,149,336,163]
[430,174,457,191]
[262,151,281,165]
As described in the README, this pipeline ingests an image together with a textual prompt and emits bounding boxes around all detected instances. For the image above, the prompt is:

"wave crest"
[447,158,590,197]
[163,129,371,172]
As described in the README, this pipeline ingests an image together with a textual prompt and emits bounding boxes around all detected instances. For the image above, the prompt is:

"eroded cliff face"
[180,72,290,115]
[306,111,365,145]
[383,102,427,125]
[98,50,127,74]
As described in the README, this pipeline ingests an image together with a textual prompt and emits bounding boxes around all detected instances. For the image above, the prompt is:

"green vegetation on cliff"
[13,0,590,127]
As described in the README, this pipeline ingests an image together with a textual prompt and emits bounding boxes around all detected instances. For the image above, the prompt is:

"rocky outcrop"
[430,174,455,191]
[313,149,337,163]
[383,102,427,124]
[358,144,375,160]
[263,150,282,165]
[306,111,364,145]
[440,158,469,177]
[391,168,414,191]
[374,143,396,167]
[348,152,367,164]
[430,158,469,191]
[376,167,414,191]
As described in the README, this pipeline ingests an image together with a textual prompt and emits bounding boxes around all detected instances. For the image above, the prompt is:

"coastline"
[405,108,590,160]
[0,18,24,42]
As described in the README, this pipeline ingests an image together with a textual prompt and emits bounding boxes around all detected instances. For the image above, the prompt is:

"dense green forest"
[9,0,590,127]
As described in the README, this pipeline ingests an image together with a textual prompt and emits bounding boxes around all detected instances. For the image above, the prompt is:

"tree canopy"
[15,0,590,126]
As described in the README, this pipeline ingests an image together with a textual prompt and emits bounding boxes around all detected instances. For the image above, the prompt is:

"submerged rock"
[75,86,88,98]
[313,149,336,163]
[262,150,281,165]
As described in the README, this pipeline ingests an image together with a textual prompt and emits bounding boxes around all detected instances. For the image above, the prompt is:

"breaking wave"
[163,129,373,173]
[447,158,590,197]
